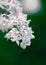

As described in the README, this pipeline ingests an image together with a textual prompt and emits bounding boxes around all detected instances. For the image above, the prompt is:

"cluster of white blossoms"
[0,0,35,49]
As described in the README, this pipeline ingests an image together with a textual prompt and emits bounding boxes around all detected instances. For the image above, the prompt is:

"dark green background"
[0,0,46,65]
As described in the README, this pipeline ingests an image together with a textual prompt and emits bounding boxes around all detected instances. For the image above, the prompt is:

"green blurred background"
[0,0,46,65]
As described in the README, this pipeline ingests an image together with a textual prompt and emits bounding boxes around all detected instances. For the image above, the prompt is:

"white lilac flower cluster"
[0,0,35,49]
